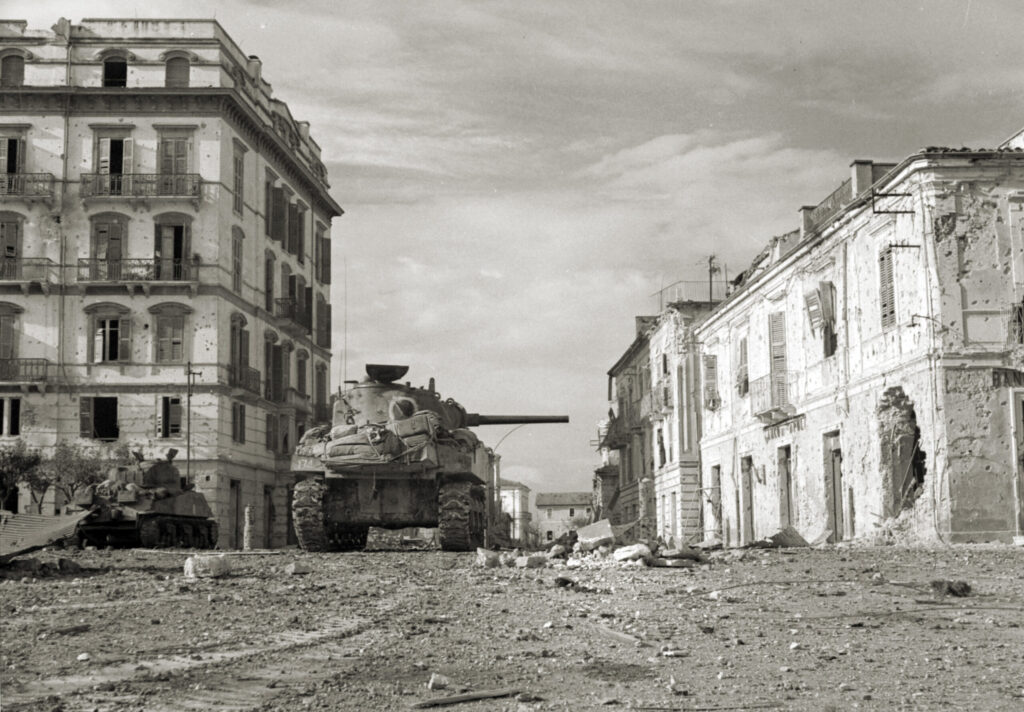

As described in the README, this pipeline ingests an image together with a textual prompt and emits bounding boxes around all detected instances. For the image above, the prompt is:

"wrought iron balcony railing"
[226,364,261,396]
[0,358,50,382]
[750,371,796,419]
[0,173,55,198]
[0,258,59,282]
[77,258,194,282]
[80,173,201,198]
[285,387,312,413]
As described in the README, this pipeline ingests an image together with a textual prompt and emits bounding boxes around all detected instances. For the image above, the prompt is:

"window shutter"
[287,203,298,254]
[703,354,718,408]
[9,398,18,436]
[156,317,169,362]
[0,315,15,360]
[819,281,835,325]
[117,317,131,362]
[271,187,286,241]
[166,57,189,87]
[324,304,332,348]
[169,397,182,435]
[264,182,273,236]
[98,138,111,174]
[239,405,246,443]
[156,397,165,437]
[879,250,896,329]
[239,328,250,369]
[14,138,24,173]
[804,289,823,330]
[0,140,8,175]
[122,137,133,174]
[80,397,94,438]
[171,316,184,361]
[314,233,322,283]
[296,210,305,263]
[91,318,103,362]
[769,311,788,407]
[322,238,331,284]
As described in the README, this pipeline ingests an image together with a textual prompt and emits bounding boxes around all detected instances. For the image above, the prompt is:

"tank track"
[136,517,219,549]
[292,479,329,552]
[438,481,485,551]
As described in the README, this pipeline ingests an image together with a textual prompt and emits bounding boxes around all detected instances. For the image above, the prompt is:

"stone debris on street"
[2,543,1023,711]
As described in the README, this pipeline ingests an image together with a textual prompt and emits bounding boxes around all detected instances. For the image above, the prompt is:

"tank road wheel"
[138,518,160,548]
[330,526,369,551]
[469,485,486,550]
[438,480,475,552]
[176,522,194,548]
[292,478,329,552]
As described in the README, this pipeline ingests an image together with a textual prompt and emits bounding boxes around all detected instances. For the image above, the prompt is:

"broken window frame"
[79,396,119,440]
[157,396,183,438]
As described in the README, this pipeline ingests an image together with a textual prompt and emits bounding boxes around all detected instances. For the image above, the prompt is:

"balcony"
[227,364,261,397]
[751,371,797,424]
[0,358,51,390]
[285,387,312,414]
[77,258,196,295]
[265,379,285,404]
[275,298,312,336]
[80,173,201,207]
[0,258,59,294]
[0,173,56,204]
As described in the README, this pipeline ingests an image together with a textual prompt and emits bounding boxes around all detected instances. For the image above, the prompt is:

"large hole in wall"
[877,386,927,517]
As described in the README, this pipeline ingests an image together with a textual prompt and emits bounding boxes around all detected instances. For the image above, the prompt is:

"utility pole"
[706,254,721,303]
[185,362,201,482]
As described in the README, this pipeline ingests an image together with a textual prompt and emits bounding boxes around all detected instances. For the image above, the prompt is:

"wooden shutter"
[166,57,189,87]
[264,181,273,236]
[769,312,787,407]
[117,317,131,362]
[879,250,896,329]
[324,304,332,348]
[804,289,823,329]
[170,316,183,361]
[169,397,182,435]
[80,397,94,438]
[271,187,286,241]
[703,354,718,408]
[121,137,133,175]
[314,233,322,283]
[91,317,103,362]
[156,317,170,362]
[0,140,7,175]
[239,329,250,369]
[287,203,298,254]
[819,281,835,325]
[156,397,164,437]
[0,315,15,359]
[98,138,111,174]
[322,238,331,284]
[296,209,305,263]
[239,405,246,443]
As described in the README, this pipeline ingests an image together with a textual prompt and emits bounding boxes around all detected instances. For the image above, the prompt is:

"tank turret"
[291,365,568,552]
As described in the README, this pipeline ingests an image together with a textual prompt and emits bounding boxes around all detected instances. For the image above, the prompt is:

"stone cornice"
[0,87,343,218]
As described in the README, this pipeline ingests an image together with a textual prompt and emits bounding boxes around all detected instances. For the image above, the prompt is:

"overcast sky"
[11,1,1024,503]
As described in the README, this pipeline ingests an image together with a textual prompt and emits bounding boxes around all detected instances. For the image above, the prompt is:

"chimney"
[799,205,816,239]
[246,55,262,83]
[850,159,874,197]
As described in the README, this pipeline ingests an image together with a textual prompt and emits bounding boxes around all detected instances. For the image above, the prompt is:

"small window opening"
[103,58,127,87]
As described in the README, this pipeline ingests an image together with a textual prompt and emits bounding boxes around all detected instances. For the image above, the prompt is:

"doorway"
[740,456,754,544]
[778,445,793,529]
[229,479,242,549]
[823,431,844,542]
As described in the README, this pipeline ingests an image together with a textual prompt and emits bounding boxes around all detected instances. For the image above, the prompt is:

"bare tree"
[29,442,127,514]
[0,440,41,511]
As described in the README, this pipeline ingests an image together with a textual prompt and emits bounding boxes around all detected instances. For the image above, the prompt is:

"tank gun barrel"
[464,414,569,427]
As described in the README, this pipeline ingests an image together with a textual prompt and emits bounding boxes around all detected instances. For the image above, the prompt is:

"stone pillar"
[638,476,654,542]
[243,504,254,551]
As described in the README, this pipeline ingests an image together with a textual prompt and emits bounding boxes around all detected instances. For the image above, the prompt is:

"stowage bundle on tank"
[290,364,568,553]
[72,449,219,550]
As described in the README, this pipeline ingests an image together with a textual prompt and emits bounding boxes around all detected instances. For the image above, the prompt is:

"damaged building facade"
[697,134,1024,545]
[0,19,342,546]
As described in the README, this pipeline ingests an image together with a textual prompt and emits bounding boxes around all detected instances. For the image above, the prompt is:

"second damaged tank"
[291,365,568,552]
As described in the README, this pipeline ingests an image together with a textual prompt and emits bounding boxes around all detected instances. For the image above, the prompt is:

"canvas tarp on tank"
[0,510,93,562]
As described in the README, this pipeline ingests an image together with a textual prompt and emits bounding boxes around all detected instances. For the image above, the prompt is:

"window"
[569,508,575,517]
[314,363,328,417]
[736,337,749,396]
[85,304,132,363]
[287,201,299,255]
[232,228,244,293]
[271,186,286,242]
[102,57,127,87]
[0,213,22,278]
[769,311,788,407]
[1012,300,1024,345]
[805,281,837,358]
[546,531,553,541]
[157,396,182,437]
[879,248,896,329]
[703,354,719,409]
[154,213,191,280]
[0,55,25,87]
[232,145,245,215]
[314,225,332,285]
[232,402,246,443]
[295,205,306,264]
[266,413,278,451]
[165,56,189,88]
[1,136,25,179]
[264,252,275,311]
[296,351,308,395]
[149,303,191,364]
[0,398,21,436]
[280,413,290,453]
[88,213,128,279]
[158,134,191,194]
[95,136,133,195]
[80,397,119,440]
[264,175,274,237]
[546,508,552,519]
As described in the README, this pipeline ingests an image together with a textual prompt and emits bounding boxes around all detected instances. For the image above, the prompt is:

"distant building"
[499,478,531,543]
[697,137,1024,545]
[0,18,342,547]
[535,491,591,542]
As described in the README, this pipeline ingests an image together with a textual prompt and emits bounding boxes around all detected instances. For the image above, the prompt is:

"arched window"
[0,211,24,279]
[0,54,25,88]
[103,56,127,87]
[165,56,190,88]
[295,349,309,395]
[148,302,192,363]
[84,302,131,363]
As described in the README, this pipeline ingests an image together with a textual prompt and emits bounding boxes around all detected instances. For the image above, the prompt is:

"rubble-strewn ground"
[2,544,1023,711]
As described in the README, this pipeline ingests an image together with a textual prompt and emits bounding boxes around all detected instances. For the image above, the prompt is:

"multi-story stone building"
[535,491,591,543]
[498,478,531,544]
[0,18,342,547]
[697,134,1024,545]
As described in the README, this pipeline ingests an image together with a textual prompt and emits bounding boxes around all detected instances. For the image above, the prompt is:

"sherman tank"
[291,364,568,552]
[72,449,219,549]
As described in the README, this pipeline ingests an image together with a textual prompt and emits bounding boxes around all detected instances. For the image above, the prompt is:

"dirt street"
[2,544,1023,711]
